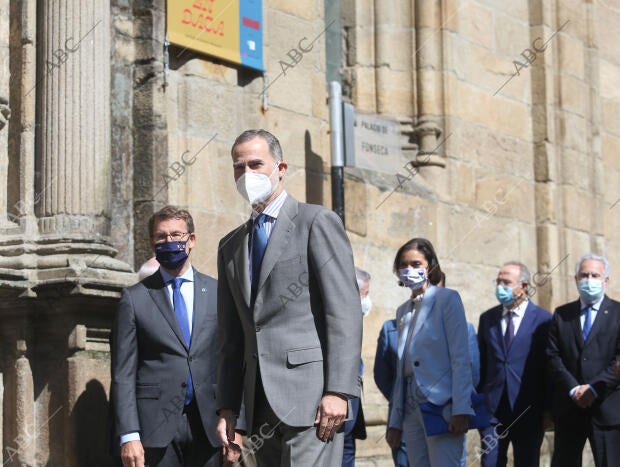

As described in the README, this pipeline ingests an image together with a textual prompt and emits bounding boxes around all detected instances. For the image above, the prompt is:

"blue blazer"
[468,322,481,388]
[374,318,399,402]
[477,300,551,418]
[388,285,474,430]
[375,321,480,401]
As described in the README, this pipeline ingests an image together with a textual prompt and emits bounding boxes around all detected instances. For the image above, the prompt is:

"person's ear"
[277,161,288,179]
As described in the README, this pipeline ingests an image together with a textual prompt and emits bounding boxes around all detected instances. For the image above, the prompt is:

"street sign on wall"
[352,113,404,174]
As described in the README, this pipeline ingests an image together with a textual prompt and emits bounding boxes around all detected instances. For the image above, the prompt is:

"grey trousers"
[245,376,344,467]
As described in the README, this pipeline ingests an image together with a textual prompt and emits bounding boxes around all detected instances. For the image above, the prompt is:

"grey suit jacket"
[111,268,222,448]
[216,195,362,432]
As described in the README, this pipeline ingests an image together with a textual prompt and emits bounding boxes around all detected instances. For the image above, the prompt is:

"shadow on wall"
[70,379,121,467]
[304,130,324,206]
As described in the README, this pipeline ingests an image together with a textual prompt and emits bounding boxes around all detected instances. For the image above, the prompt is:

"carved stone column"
[373,0,413,118]
[10,342,35,466]
[0,0,133,292]
[412,0,445,167]
[0,3,133,464]
[37,0,110,239]
[0,0,10,221]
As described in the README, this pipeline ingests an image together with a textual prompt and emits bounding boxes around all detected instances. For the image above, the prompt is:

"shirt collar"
[580,294,604,312]
[503,298,528,318]
[160,265,194,285]
[252,190,288,221]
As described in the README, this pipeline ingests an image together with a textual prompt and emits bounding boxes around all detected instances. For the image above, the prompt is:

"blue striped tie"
[172,278,193,405]
[251,213,268,300]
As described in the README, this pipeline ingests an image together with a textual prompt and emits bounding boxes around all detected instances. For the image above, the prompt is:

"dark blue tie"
[582,306,593,341]
[504,311,515,350]
[172,277,193,405]
[251,213,268,299]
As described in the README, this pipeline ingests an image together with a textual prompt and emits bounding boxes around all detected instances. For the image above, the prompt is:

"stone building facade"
[0,0,618,465]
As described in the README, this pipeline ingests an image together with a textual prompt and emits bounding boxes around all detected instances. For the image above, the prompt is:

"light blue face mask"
[495,285,515,306]
[577,279,604,304]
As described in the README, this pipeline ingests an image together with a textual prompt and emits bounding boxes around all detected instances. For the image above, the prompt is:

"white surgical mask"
[236,163,280,206]
[361,295,372,317]
[399,267,427,290]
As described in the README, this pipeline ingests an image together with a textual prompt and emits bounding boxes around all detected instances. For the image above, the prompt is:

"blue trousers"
[342,398,360,467]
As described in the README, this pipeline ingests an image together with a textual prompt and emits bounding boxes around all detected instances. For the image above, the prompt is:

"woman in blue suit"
[387,238,474,466]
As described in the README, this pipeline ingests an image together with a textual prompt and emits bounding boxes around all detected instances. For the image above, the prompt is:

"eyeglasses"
[153,232,190,243]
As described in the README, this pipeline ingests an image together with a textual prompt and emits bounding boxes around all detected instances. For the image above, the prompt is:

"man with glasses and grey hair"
[477,261,552,467]
[547,253,620,466]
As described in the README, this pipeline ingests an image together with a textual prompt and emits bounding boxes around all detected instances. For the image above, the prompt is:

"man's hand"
[572,385,595,408]
[223,431,243,466]
[448,414,469,434]
[614,359,620,376]
[120,440,144,467]
[216,409,237,447]
[386,428,402,449]
[314,394,347,441]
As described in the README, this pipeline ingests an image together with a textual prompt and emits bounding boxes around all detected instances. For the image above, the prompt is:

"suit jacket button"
[188,357,193,362]
[255,326,261,332]
[181,382,187,388]
[252,353,258,359]
[414,361,420,367]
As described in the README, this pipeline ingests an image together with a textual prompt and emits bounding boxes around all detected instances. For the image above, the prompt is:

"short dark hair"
[393,238,443,286]
[231,129,283,162]
[148,206,195,238]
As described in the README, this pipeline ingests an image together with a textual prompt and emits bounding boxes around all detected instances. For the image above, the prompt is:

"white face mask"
[236,163,280,206]
[361,295,372,317]
[399,267,427,290]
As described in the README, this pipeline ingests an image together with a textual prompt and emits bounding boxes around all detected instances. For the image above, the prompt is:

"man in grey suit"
[112,206,241,467]
[216,129,363,466]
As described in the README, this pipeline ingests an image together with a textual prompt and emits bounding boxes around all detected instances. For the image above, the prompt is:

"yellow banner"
[168,0,240,65]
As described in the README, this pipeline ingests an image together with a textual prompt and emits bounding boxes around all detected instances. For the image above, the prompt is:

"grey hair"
[502,261,531,285]
[231,129,283,162]
[355,267,371,289]
[575,253,610,278]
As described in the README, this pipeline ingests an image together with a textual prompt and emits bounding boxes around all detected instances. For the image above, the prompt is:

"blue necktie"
[582,306,593,341]
[251,213,268,299]
[172,277,193,405]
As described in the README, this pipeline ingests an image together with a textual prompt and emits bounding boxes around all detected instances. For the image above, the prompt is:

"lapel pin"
[604,309,608,314]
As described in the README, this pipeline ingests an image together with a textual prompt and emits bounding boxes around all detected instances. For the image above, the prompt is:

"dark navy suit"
[477,300,551,467]
[547,295,620,467]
